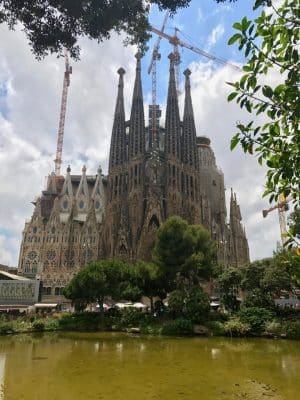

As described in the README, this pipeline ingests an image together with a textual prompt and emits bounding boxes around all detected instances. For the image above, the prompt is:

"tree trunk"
[99,296,104,329]
[150,297,154,314]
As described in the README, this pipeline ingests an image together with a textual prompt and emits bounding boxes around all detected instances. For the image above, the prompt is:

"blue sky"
[0,1,282,266]
[142,0,258,104]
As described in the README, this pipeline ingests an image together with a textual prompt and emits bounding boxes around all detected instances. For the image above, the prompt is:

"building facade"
[18,53,249,300]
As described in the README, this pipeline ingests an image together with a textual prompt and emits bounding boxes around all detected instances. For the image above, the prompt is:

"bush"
[206,321,225,336]
[0,321,14,334]
[120,308,143,327]
[224,318,250,337]
[264,320,283,336]
[32,320,45,331]
[284,321,300,340]
[185,287,210,324]
[44,318,60,331]
[161,319,193,336]
[59,312,101,331]
[239,307,274,333]
[168,290,185,318]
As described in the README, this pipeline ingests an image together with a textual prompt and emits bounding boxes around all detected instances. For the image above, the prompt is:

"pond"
[0,332,299,400]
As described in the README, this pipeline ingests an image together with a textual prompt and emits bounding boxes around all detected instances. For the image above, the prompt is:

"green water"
[0,333,299,400]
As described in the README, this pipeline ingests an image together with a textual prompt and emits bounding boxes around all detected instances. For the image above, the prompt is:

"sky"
[0,0,282,267]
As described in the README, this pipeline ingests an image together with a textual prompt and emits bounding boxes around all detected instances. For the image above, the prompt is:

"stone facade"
[18,53,249,300]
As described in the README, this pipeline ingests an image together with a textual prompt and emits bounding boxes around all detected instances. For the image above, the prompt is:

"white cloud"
[207,23,225,49]
[0,24,136,266]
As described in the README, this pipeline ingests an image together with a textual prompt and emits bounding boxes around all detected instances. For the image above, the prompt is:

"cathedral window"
[63,200,69,209]
[46,250,56,261]
[51,227,56,234]
[79,200,85,209]
[33,227,37,234]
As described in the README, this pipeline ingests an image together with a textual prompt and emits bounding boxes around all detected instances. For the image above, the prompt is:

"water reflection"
[0,354,6,400]
[0,334,299,400]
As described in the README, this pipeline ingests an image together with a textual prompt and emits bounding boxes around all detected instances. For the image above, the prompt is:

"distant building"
[18,53,249,301]
[0,271,40,310]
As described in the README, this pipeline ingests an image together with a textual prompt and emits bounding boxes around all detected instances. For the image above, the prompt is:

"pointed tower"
[127,53,146,252]
[108,67,126,173]
[128,53,145,160]
[91,165,106,223]
[75,165,90,222]
[182,69,198,169]
[229,189,249,265]
[60,165,73,223]
[165,53,181,159]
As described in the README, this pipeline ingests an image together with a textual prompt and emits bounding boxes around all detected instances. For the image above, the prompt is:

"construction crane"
[147,12,169,146]
[54,51,72,176]
[262,195,291,245]
[150,25,241,72]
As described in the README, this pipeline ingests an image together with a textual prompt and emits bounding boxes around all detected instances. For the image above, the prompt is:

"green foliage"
[265,320,283,336]
[227,0,300,219]
[0,320,14,334]
[32,320,45,332]
[64,260,131,323]
[153,216,216,290]
[206,320,226,336]
[120,308,143,327]
[58,312,102,331]
[218,266,242,312]
[239,307,274,333]
[0,0,191,59]
[168,290,185,318]
[284,321,300,340]
[224,318,250,337]
[161,318,194,336]
[132,261,165,311]
[185,287,210,323]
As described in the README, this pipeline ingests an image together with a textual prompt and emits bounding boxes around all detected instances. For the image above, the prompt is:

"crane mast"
[148,12,169,147]
[54,51,72,176]
[263,195,291,245]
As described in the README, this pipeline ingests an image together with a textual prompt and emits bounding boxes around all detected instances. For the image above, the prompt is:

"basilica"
[18,53,249,301]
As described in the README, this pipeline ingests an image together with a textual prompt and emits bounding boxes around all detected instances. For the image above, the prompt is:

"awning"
[34,303,58,308]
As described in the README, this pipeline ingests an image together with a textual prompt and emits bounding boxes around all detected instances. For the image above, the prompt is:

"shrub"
[185,287,210,324]
[264,320,283,336]
[120,308,143,327]
[284,321,300,340]
[44,318,60,331]
[206,321,225,336]
[168,290,185,318]
[32,320,45,331]
[59,312,101,331]
[224,318,250,337]
[0,321,14,334]
[239,307,274,333]
[161,319,193,336]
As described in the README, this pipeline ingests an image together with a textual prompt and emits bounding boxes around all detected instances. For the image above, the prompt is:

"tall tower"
[181,68,201,224]
[164,53,182,217]
[127,53,146,250]
[106,67,129,259]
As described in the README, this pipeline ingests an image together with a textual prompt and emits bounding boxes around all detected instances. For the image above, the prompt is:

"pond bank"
[1,312,300,340]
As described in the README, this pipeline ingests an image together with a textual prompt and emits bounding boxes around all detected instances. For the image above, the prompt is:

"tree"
[227,0,300,213]
[133,261,165,313]
[64,259,130,324]
[0,0,191,59]
[153,216,216,290]
[218,266,242,312]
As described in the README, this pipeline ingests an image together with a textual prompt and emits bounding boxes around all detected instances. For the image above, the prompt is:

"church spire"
[128,53,145,159]
[108,67,126,172]
[165,53,181,159]
[182,69,198,168]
